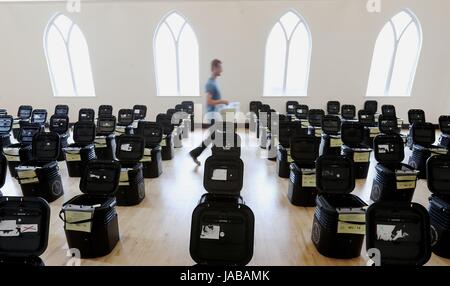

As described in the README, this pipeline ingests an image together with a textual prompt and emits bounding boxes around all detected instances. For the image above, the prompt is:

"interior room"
[0,0,449,267]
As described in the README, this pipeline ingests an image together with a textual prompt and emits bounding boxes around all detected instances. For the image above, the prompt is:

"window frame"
[153,11,200,97]
[366,9,423,98]
[262,9,312,98]
[44,13,96,98]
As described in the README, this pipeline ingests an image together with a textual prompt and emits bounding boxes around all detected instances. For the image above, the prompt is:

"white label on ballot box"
[64,205,94,233]
[19,224,38,233]
[301,169,316,187]
[377,144,392,154]
[120,144,133,152]
[330,138,343,148]
[200,224,220,240]
[212,169,228,181]
[3,148,20,162]
[0,220,19,237]
[0,220,17,230]
[353,151,370,163]
[337,222,365,235]
[376,224,410,241]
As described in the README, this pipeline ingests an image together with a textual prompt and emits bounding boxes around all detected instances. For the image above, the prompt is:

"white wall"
[0,0,449,123]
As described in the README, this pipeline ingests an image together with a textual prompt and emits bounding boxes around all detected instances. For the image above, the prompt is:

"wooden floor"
[2,128,450,266]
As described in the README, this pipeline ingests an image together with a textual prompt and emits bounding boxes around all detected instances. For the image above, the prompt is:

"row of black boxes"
[251,100,439,265]
[189,124,255,265]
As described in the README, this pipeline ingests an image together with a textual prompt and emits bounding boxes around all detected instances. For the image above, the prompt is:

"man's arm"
[206,92,229,106]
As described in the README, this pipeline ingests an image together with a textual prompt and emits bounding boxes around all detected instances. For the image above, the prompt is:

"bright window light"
[366,9,422,97]
[44,13,95,97]
[154,12,200,97]
[263,10,312,97]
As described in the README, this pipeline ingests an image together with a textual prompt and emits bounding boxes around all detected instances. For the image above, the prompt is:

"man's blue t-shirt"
[205,78,221,113]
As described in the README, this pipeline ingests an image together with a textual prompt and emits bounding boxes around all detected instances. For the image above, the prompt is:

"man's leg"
[189,122,216,165]
[189,142,207,166]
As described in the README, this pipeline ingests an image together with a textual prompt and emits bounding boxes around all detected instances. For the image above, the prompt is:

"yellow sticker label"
[302,174,316,188]
[19,177,39,184]
[354,152,370,163]
[64,211,93,233]
[397,175,417,181]
[115,128,126,136]
[339,213,366,223]
[337,222,366,235]
[315,129,322,137]
[397,181,416,190]
[12,123,20,129]
[119,170,129,186]
[160,140,167,147]
[330,138,343,148]
[431,148,447,155]
[95,137,107,148]
[287,150,293,163]
[17,169,37,179]
[140,157,152,163]
[3,148,20,162]
[4,154,20,162]
[65,153,81,162]
[338,213,366,223]
[95,138,107,145]
[370,127,380,134]
[17,168,38,184]
[141,148,152,163]
[141,151,152,162]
